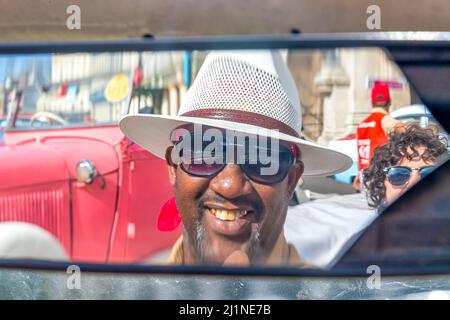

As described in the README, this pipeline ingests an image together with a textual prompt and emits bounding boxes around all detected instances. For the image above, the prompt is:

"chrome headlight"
[76,160,97,184]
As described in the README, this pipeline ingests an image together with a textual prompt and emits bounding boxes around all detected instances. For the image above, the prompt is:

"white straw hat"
[120,50,352,176]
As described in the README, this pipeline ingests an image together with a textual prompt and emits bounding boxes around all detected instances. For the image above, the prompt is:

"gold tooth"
[227,212,235,220]
[210,208,216,214]
[220,211,228,220]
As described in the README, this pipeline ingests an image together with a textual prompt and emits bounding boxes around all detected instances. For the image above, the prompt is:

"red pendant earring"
[157,196,181,232]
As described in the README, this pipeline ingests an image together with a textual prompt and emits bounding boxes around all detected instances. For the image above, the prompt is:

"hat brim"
[119,114,353,177]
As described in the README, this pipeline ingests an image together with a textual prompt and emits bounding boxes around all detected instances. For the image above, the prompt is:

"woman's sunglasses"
[383,165,436,186]
[169,136,298,185]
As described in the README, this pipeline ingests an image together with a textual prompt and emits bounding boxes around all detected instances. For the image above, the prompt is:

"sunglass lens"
[179,145,226,176]
[419,166,435,179]
[388,167,411,186]
[242,148,293,184]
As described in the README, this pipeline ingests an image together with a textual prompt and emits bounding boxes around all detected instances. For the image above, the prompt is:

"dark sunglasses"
[170,137,297,185]
[383,165,436,186]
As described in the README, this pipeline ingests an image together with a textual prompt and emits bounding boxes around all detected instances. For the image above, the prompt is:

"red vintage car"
[0,69,181,263]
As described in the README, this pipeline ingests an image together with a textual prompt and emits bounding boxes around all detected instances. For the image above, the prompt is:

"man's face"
[166,133,303,265]
[384,146,435,205]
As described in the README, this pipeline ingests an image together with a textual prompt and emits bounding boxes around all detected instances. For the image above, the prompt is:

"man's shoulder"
[381,114,402,133]
[357,111,386,129]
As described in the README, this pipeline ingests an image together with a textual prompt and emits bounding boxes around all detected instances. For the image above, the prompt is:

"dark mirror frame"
[0,32,449,277]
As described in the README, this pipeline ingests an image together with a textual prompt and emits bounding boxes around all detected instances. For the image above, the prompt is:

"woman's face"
[384,146,435,205]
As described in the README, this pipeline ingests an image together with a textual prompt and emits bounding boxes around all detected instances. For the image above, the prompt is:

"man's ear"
[165,146,177,187]
[287,161,304,199]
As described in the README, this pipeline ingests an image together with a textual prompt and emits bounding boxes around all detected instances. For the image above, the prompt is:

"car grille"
[0,182,71,254]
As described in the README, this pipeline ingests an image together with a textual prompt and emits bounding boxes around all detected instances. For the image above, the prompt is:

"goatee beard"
[189,212,262,265]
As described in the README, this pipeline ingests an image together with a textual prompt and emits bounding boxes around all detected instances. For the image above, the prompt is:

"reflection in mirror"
[0,48,448,269]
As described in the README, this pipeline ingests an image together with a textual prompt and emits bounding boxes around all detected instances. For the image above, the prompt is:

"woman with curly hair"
[363,124,448,211]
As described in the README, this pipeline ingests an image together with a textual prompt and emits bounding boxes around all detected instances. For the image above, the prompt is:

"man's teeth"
[209,208,248,221]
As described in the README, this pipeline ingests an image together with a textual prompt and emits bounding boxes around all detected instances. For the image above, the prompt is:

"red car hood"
[0,137,119,191]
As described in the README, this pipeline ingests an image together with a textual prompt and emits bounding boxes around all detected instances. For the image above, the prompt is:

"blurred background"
[0,48,416,141]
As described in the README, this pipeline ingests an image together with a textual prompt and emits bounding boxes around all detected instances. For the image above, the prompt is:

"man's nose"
[209,164,253,199]
[409,170,421,187]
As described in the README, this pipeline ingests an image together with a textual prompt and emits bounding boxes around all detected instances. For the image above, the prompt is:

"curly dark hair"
[363,124,448,209]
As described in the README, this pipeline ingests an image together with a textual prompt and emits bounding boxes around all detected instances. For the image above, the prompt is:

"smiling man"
[120,50,351,266]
